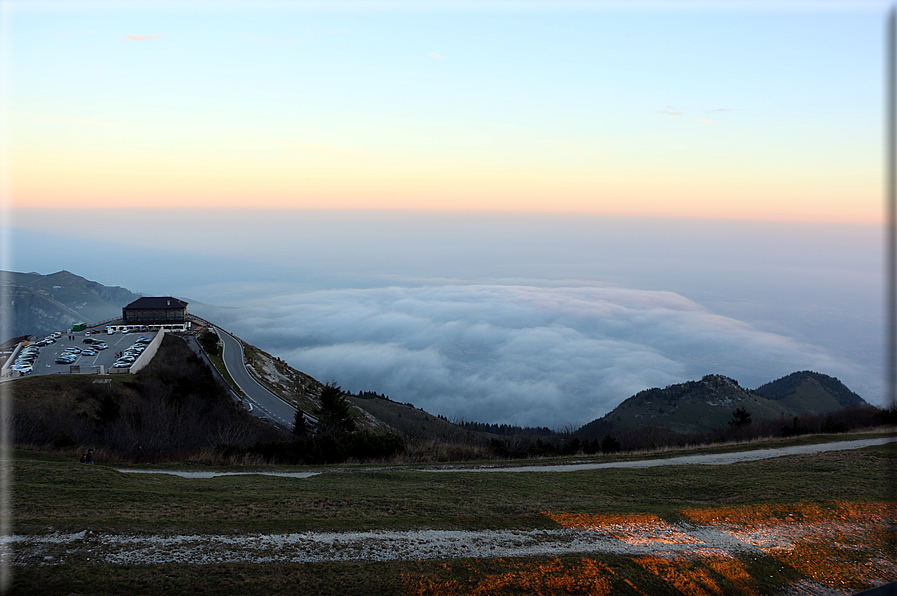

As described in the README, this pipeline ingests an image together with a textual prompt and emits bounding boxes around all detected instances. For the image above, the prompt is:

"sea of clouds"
[194,283,859,429]
[10,210,882,428]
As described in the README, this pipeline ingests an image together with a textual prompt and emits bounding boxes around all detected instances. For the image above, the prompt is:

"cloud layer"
[196,284,859,429]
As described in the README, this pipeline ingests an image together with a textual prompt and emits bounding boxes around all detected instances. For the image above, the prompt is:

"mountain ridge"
[2,270,141,338]
[577,371,870,438]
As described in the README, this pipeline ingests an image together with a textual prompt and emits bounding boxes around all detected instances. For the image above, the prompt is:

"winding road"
[214,326,301,430]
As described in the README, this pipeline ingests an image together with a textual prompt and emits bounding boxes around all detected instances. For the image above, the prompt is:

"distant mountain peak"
[1,270,141,340]
[578,370,868,437]
[754,371,866,411]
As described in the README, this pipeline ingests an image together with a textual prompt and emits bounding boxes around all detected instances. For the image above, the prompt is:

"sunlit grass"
[680,501,897,593]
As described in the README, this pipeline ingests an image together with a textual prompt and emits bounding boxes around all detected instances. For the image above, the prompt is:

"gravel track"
[8,523,762,566]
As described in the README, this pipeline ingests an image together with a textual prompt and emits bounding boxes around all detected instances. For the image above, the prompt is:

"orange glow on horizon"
[7,129,879,224]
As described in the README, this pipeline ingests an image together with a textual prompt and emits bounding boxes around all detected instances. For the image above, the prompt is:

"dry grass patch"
[402,558,631,596]
[634,554,758,596]
[681,501,897,594]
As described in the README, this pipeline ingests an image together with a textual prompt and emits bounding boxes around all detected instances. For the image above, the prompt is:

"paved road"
[214,326,299,430]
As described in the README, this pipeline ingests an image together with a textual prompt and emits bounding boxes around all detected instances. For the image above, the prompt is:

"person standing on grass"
[80,452,87,463]
[85,449,93,464]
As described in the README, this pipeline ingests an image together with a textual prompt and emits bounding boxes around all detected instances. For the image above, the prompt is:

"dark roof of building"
[124,297,188,310]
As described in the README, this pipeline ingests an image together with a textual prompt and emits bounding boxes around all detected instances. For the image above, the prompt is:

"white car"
[112,361,131,368]
[11,364,32,373]
[82,349,97,356]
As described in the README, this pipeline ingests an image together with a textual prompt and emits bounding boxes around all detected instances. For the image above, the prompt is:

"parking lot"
[8,328,156,377]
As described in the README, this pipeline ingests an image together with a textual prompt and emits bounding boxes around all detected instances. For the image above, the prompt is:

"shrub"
[198,330,220,356]
[601,435,622,454]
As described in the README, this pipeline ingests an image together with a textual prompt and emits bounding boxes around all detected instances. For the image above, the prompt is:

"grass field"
[8,431,897,594]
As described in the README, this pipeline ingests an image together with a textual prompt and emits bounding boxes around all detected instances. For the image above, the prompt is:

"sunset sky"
[1,2,890,426]
[2,1,885,222]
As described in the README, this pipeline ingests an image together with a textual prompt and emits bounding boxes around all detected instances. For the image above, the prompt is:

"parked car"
[11,364,32,374]
[82,349,97,356]
[94,343,108,350]
[55,356,75,364]
[65,347,82,354]
[112,361,131,368]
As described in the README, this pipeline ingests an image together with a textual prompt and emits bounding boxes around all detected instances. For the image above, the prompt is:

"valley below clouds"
[194,283,861,428]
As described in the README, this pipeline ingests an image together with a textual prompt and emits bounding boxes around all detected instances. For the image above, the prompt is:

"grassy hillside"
[240,340,325,416]
[347,392,485,443]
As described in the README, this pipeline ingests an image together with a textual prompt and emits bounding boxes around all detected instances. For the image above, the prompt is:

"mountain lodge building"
[122,297,188,325]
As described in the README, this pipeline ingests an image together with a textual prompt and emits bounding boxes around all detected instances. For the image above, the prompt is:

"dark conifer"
[314,382,356,435]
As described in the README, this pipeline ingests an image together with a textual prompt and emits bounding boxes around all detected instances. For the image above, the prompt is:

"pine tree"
[729,407,753,427]
[292,408,308,436]
[314,382,356,435]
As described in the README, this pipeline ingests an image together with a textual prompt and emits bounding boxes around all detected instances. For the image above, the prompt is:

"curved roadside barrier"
[128,329,165,374]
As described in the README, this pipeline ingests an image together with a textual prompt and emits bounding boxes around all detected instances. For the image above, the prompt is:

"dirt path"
[114,436,897,479]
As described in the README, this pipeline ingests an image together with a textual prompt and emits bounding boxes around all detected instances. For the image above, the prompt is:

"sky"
[1,1,890,428]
